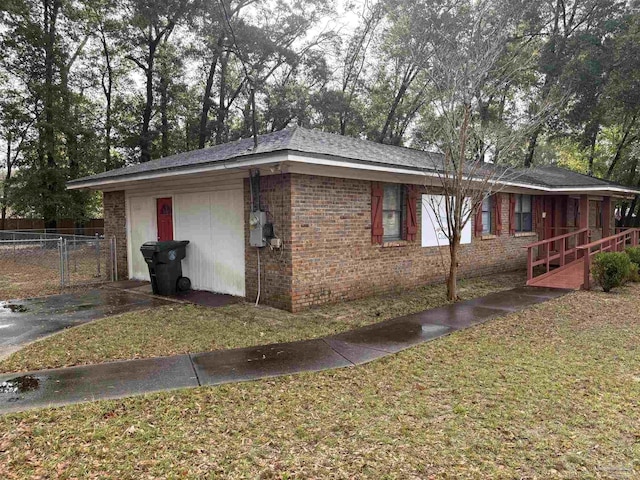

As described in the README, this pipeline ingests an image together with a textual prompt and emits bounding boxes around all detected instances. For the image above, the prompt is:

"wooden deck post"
[602,196,611,238]
[579,195,589,231]
[583,251,591,290]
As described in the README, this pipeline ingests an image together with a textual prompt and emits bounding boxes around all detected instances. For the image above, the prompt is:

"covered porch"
[532,194,613,243]
[524,193,639,289]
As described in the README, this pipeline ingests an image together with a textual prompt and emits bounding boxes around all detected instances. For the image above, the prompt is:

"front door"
[156,197,174,241]
[544,196,556,240]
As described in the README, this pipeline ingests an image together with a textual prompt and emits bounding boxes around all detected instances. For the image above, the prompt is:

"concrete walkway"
[0,286,568,414]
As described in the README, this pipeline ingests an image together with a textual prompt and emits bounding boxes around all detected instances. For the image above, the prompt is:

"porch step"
[527,258,585,290]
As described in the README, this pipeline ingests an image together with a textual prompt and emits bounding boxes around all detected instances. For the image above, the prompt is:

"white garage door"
[127,187,245,297]
[174,189,245,296]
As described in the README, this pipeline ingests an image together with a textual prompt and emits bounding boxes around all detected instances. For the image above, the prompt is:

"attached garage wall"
[128,195,157,281]
[125,178,245,297]
[174,189,245,296]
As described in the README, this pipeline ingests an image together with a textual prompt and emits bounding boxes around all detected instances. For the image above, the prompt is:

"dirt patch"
[0,247,108,301]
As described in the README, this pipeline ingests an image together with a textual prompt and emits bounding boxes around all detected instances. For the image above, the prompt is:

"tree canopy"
[2,0,640,225]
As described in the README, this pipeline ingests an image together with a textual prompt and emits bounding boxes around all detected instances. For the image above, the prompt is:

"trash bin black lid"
[140,240,190,252]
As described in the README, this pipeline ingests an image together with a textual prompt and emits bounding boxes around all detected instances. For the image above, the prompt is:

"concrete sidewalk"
[0,290,172,361]
[0,286,568,414]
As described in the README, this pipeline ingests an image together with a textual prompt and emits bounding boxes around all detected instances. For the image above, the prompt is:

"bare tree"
[406,0,553,300]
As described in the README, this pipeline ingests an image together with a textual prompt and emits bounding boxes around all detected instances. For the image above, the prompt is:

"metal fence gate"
[0,231,115,290]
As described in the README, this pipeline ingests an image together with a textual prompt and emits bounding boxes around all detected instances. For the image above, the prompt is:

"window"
[481,196,493,234]
[383,184,404,241]
[514,194,532,232]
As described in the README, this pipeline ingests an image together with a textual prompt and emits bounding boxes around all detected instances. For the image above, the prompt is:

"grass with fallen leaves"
[1,285,639,478]
[0,271,524,373]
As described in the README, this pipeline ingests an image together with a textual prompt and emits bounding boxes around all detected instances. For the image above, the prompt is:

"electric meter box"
[249,211,268,247]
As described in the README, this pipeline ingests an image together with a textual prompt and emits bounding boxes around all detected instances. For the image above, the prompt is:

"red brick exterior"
[281,174,535,311]
[244,174,293,310]
[103,190,128,279]
[104,174,616,312]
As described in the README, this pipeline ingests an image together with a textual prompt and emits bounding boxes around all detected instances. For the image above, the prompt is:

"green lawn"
[0,271,524,373]
[1,285,639,478]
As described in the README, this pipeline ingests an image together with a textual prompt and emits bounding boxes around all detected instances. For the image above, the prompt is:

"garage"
[126,182,245,297]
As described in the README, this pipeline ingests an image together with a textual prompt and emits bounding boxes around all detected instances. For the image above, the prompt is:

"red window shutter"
[371,182,384,244]
[494,194,503,235]
[509,194,516,235]
[474,202,483,237]
[405,185,418,241]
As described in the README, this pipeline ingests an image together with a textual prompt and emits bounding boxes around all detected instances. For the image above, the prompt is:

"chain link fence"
[0,231,115,294]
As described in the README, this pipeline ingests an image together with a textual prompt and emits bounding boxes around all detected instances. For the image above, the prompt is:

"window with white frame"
[481,196,493,234]
[383,184,403,241]
[515,194,532,232]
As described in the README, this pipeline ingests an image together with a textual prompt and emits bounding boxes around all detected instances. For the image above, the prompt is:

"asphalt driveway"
[0,289,171,359]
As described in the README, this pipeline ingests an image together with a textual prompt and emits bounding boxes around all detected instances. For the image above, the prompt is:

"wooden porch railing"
[524,228,590,284]
[577,228,640,290]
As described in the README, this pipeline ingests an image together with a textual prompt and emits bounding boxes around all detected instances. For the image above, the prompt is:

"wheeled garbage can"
[140,240,191,295]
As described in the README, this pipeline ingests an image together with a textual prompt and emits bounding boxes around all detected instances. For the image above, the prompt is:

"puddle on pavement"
[344,321,448,345]
[0,375,40,394]
[68,303,97,311]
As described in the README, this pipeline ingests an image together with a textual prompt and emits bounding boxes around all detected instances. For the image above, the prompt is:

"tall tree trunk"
[524,126,541,168]
[214,51,229,145]
[100,28,114,170]
[140,39,156,163]
[42,0,60,229]
[622,174,640,226]
[378,68,416,144]
[105,87,112,169]
[606,114,636,179]
[198,56,218,148]
[159,73,169,157]
[1,135,11,230]
[198,33,224,149]
[585,120,599,177]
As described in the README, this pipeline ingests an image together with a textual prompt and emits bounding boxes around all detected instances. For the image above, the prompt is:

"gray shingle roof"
[514,165,629,189]
[68,126,443,186]
[67,126,640,194]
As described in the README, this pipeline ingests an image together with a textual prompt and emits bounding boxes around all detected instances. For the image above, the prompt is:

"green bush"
[625,246,640,265]
[628,262,640,283]
[591,252,632,292]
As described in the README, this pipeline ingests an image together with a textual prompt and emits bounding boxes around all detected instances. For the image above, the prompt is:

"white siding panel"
[126,184,245,296]
[174,192,214,291]
[211,188,245,296]
[128,196,156,280]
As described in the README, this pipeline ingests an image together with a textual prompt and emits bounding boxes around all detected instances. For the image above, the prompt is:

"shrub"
[625,246,640,265]
[628,263,640,283]
[591,252,632,292]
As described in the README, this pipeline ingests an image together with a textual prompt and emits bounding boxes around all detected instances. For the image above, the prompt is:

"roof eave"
[67,151,640,198]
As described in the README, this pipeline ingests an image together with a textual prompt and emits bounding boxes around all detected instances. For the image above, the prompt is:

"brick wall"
[287,174,536,311]
[103,190,128,279]
[244,174,293,310]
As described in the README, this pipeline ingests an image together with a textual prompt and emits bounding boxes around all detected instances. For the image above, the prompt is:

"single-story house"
[67,127,640,311]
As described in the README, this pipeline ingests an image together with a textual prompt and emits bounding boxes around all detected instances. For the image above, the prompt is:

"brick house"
[68,127,639,311]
